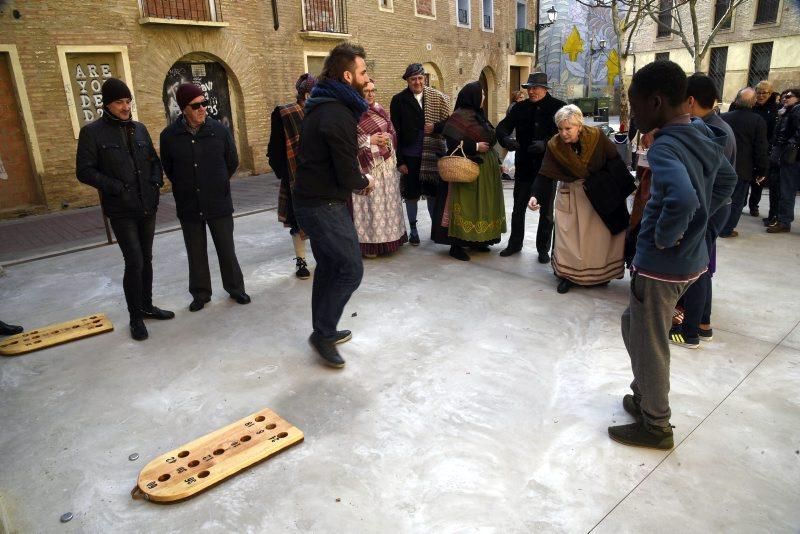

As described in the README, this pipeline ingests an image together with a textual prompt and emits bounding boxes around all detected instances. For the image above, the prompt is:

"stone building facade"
[625,0,800,103]
[0,0,541,216]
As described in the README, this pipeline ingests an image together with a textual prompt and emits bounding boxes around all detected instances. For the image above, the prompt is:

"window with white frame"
[516,0,527,29]
[379,0,393,12]
[482,0,493,30]
[457,0,470,27]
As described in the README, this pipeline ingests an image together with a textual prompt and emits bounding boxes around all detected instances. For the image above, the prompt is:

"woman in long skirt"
[431,81,506,261]
[352,80,407,257]
[528,104,626,293]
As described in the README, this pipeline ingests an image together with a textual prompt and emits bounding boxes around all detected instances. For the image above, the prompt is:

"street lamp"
[585,38,606,98]
[536,6,558,30]
[534,6,558,68]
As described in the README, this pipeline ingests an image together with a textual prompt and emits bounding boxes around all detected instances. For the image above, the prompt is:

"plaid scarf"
[357,102,397,172]
[278,102,304,185]
[420,86,450,184]
[441,108,496,147]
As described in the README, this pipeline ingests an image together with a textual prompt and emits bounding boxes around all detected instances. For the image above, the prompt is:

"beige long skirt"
[552,179,625,285]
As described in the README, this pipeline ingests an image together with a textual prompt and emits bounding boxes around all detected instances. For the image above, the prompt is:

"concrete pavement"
[0,189,798,532]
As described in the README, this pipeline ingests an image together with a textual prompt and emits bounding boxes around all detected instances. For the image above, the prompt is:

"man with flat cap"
[390,63,450,245]
[160,82,250,312]
[497,72,565,261]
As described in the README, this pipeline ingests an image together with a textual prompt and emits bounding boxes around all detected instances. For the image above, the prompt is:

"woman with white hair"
[528,104,628,293]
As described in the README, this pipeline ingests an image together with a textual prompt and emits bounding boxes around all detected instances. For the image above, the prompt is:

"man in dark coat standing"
[293,42,374,369]
[160,83,250,312]
[720,87,769,237]
[77,78,174,341]
[752,80,782,221]
[496,72,565,262]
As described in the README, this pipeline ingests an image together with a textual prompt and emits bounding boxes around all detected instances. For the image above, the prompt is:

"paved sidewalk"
[0,174,280,265]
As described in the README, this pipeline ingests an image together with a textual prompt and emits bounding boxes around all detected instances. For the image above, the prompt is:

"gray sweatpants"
[621,272,692,428]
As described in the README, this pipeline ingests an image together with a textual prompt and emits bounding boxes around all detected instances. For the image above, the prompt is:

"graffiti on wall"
[162,62,233,130]
[538,0,621,99]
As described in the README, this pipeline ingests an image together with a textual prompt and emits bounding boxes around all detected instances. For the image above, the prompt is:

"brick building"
[625,0,800,103]
[0,0,542,217]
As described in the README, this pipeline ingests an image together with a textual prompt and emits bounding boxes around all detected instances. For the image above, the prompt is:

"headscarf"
[442,82,495,147]
[295,73,317,101]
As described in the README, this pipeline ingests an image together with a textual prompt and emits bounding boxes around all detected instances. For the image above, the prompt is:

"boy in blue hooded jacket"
[609,61,737,450]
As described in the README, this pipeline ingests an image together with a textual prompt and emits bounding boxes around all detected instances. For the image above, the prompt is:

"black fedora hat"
[521,72,549,89]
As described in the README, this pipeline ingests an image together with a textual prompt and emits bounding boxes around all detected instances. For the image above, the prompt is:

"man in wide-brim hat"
[496,71,565,263]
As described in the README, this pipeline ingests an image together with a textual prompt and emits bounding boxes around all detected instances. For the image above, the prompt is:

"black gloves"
[503,136,520,151]
[527,140,546,154]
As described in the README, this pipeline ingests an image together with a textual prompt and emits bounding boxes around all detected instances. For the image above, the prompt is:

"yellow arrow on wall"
[607,48,620,86]
[562,26,585,62]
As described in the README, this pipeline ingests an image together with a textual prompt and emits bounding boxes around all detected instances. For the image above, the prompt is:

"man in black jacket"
[753,80,782,220]
[720,88,769,237]
[76,78,174,341]
[496,72,565,262]
[293,42,374,368]
[160,83,249,312]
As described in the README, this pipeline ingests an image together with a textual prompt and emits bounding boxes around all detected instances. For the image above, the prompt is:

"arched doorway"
[162,55,235,131]
[478,66,497,121]
[422,62,444,92]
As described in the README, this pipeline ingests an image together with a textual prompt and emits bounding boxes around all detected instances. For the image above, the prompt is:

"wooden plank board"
[0,313,113,356]
[132,408,303,503]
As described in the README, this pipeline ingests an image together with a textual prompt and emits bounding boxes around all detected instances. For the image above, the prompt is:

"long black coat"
[160,116,239,221]
[753,93,781,143]
[721,109,769,182]
[389,88,425,167]
[76,114,162,219]
[495,92,566,180]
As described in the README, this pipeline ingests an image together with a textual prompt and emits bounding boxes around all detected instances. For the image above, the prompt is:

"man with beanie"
[293,42,374,368]
[496,72,565,262]
[76,78,175,341]
[160,82,250,312]
[390,63,450,245]
[267,73,317,280]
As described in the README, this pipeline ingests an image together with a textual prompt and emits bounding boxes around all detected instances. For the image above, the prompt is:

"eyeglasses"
[189,100,210,110]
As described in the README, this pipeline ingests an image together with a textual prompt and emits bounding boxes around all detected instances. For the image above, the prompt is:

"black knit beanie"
[101,78,132,106]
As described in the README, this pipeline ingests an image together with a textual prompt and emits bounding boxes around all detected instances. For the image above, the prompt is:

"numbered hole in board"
[213,448,225,456]
[188,460,200,468]
[177,450,190,458]
[240,435,252,443]
[254,415,266,422]
[277,432,288,439]
[265,423,277,430]
[198,470,210,479]
[158,474,171,482]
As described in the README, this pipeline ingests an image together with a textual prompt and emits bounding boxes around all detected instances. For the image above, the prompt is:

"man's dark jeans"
[721,178,750,235]
[180,215,245,300]
[110,214,156,318]
[295,202,364,339]
[507,173,555,255]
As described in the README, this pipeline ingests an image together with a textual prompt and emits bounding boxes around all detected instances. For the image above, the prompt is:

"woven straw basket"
[438,141,479,183]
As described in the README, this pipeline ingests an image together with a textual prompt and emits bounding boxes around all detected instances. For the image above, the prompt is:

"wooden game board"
[132,408,304,503]
[0,314,113,356]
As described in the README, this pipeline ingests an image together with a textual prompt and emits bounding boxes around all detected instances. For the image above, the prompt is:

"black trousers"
[110,214,156,319]
[507,175,556,255]
[180,215,245,300]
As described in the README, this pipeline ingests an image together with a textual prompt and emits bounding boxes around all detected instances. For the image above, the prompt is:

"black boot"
[130,317,148,341]
[409,221,420,246]
[141,306,175,320]
[0,320,23,336]
[449,245,470,261]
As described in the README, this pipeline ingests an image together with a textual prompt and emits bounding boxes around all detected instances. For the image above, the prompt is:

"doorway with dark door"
[0,53,40,213]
